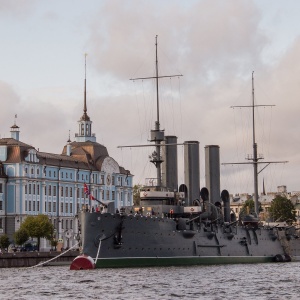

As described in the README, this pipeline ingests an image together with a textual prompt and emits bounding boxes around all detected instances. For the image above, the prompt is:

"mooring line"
[27,242,79,268]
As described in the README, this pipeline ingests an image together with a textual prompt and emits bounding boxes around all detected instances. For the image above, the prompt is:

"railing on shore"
[0,251,79,268]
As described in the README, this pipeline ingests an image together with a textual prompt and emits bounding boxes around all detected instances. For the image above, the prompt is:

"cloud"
[0,0,299,194]
[0,0,36,18]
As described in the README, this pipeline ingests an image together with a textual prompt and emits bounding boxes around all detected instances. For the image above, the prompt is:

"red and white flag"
[84,183,90,195]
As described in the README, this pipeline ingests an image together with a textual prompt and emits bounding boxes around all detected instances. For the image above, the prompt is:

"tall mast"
[252,72,259,214]
[155,35,160,126]
[154,35,162,187]
[223,72,286,216]
[130,36,182,189]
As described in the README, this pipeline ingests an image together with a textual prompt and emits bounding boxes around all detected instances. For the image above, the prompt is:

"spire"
[10,114,20,140]
[75,54,96,143]
[81,53,90,121]
[67,130,71,143]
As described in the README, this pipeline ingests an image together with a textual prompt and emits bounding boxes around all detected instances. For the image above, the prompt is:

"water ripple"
[0,263,300,299]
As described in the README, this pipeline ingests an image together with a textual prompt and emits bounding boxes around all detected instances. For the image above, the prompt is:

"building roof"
[0,137,131,175]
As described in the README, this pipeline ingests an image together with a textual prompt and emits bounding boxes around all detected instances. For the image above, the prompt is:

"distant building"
[0,68,133,250]
[230,186,300,224]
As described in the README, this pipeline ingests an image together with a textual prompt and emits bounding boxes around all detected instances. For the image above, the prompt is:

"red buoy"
[70,255,95,270]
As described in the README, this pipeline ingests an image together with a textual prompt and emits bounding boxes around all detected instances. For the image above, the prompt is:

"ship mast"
[223,72,287,216]
[251,72,259,215]
[129,36,182,189]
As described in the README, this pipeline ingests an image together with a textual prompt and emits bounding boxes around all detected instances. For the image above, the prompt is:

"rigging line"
[178,76,183,140]
[267,106,273,158]
[169,77,176,135]
[141,79,150,139]
[132,80,143,140]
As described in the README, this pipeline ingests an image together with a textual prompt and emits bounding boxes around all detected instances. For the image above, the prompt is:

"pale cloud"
[0,0,299,195]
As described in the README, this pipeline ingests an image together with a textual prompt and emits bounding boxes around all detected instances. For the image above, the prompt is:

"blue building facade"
[0,77,133,250]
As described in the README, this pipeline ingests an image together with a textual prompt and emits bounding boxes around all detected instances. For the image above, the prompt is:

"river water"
[0,262,299,299]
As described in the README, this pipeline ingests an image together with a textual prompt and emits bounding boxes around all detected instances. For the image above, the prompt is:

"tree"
[133,184,142,206]
[240,199,262,216]
[269,196,296,224]
[14,228,30,246]
[20,214,54,251]
[0,234,10,250]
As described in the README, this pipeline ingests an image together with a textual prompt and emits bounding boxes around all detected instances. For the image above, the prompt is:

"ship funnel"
[205,145,220,204]
[162,136,178,191]
[184,141,200,206]
[221,190,230,222]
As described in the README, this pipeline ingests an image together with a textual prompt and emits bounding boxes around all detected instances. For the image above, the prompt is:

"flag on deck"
[84,183,97,201]
[84,183,90,195]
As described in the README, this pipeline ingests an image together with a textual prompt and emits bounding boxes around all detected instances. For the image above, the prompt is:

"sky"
[0,0,299,196]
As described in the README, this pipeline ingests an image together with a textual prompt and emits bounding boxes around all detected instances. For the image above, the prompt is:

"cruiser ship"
[70,37,300,269]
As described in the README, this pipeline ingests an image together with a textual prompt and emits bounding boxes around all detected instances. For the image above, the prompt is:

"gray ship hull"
[76,211,298,268]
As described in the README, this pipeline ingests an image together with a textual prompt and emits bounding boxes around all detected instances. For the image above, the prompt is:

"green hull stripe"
[94,256,274,268]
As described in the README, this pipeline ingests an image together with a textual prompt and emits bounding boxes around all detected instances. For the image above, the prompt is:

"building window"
[101,190,104,200]
[61,219,64,229]
[53,186,56,197]
[70,173,72,179]
[37,169,40,175]
[82,189,84,198]
[61,187,64,197]
[48,202,52,212]
[49,170,51,177]
[29,201,31,211]
[45,202,47,212]
[25,167,28,174]
[61,203,64,213]
[77,188,79,198]
[53,202,56,213]
[70,187,73,197]
[65,187,69,197]
[25,185,27,194]
[33,184,35,194]
[25,201,28,211]
[31,168,34,175]
[106,190,109,200]
[29,184,31,194]
[0,218,2,228]
[48,185,51,196]
[112,191,115,200]
[101,175,104,184]
[45,186,47,195]
[0,200,2,210]
[33,201,36,211]
[70,203,73,214]
[65,203,69,213]
[66,219,69,229]
[70,219,73,229]
[37,201,40,211]
[112,176,115,185]
[61,172,64,179]
[66,173,68,179]
[54,171,56,177]
[37,185,40,195]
